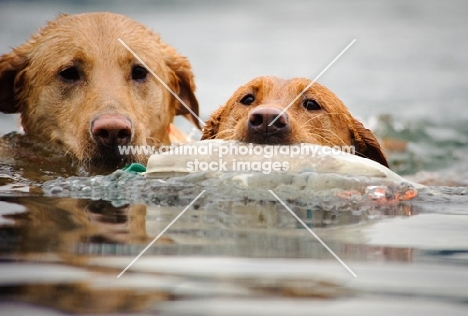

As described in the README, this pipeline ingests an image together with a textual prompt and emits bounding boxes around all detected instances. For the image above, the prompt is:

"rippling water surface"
[1,0,468,315]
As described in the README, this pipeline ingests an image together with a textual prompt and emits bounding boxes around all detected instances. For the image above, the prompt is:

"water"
[1,0,468,314]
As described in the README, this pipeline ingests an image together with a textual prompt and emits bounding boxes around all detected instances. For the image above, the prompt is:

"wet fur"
[202,76,389,167]
[0,12,199,170]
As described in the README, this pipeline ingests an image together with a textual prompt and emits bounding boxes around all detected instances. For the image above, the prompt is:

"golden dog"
[0,12,199,170]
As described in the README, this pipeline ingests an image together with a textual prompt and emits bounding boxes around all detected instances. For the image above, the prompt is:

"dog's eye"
[59,67,81,82]
[132,65,148,82]
[303,99,321,111]
[240,94,255,106]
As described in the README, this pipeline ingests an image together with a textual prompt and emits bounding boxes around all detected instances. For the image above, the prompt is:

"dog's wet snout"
[248,107,289,135]
[91,114,132,147]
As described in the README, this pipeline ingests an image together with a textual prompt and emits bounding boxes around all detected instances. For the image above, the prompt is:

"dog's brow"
[269,39,356,127]
[118,38,206,127]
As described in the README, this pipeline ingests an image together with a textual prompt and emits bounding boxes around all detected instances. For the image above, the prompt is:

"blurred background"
[1,0,467,177]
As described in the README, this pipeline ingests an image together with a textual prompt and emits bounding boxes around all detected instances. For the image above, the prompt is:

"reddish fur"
[202,76,389,167]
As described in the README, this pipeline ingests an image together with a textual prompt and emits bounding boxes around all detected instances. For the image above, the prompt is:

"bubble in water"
[49,186,63,194]
[81,186,91,193]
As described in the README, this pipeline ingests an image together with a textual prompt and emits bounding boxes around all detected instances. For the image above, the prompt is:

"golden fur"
[0,12,199,170]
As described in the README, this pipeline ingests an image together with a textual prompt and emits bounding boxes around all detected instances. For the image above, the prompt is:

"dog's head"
[202,76,388,167]
[0,12,199,170]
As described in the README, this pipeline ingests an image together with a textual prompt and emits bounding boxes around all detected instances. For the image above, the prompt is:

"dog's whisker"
[310,127,348,147]
[197,76,388,167]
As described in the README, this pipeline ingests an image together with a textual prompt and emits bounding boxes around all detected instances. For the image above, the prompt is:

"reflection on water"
[1,160,468,314]
[0,198,152,253]
[1,192,468,314]
[1,0,468,314]
[0,196,404,312]
[0,196,417,257]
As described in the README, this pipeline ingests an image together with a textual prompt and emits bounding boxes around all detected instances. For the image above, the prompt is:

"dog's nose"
[91,114,132,147]
[248,107,289,135]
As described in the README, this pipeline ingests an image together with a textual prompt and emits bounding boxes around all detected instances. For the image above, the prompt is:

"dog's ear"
[161,41,201,129]
[0,47,30,113]
[350,118,389,168]
[201,106,224,140]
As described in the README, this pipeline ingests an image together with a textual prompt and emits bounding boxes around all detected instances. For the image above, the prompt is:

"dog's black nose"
[91,114,132,147]
[248,106,289,136]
